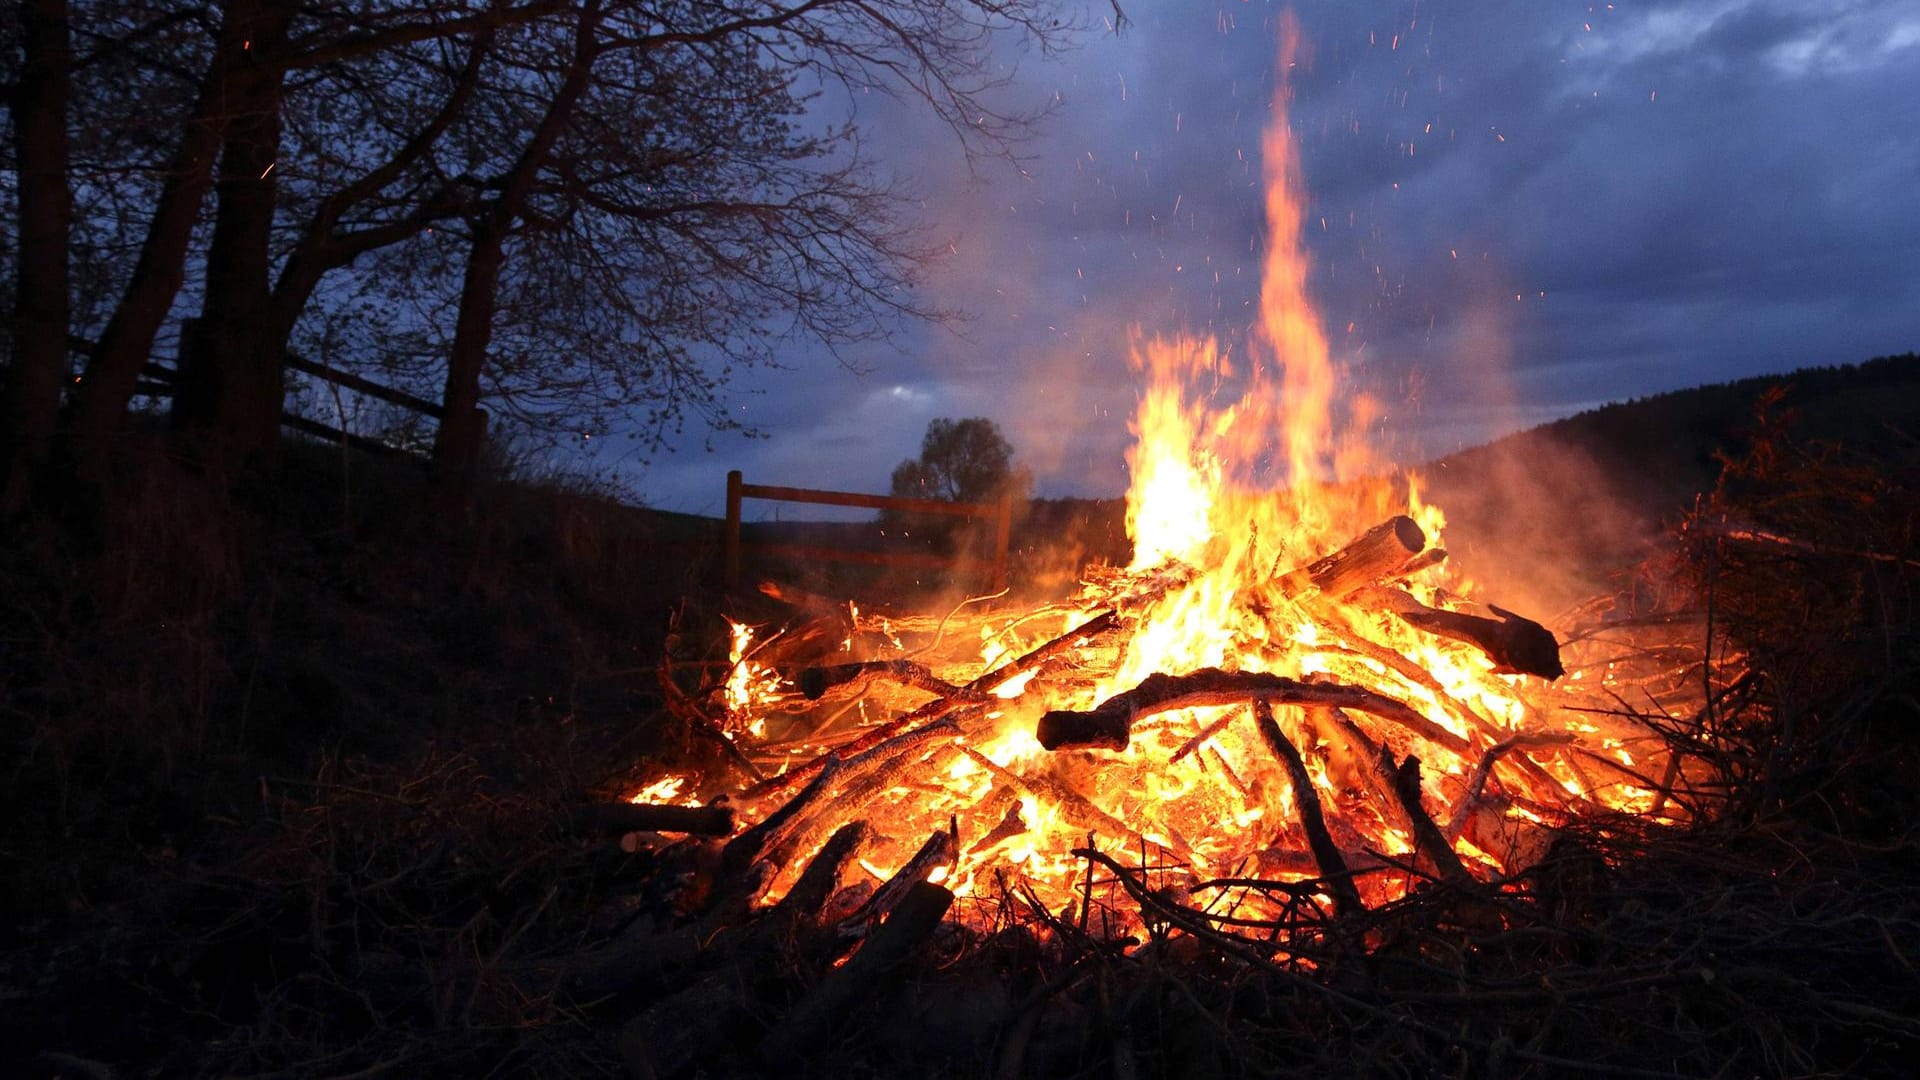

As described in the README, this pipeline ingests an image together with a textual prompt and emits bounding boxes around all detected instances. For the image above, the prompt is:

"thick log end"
[1035,707,1131,751]
[1387,514,1427,554]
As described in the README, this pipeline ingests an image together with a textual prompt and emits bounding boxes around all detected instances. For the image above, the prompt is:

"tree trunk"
[172,0,295,471]
[430,1,605,503]
[1,0,72,517]
[61,8,254,485]
[431,227,506,497]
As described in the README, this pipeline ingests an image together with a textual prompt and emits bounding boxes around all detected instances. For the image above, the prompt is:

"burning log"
[778,820,873,921]
[1390,547,1448,581]
[1364,587,1565,679]
[570,801,735,838]
[1036,668,1469,755]
[1378,752,1474,888]
[790,659,973,702]
[759,881,956,1064]
[1252,699,1365,919]
[1280,515,1427,599]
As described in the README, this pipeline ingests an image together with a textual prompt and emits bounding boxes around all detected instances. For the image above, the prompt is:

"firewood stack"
[573,507,1737,1077]
[620,510,1720,938]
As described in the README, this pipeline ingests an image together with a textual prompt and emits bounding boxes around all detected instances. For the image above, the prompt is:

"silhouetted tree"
[890,417,1030,504]
[6,0,1084,529]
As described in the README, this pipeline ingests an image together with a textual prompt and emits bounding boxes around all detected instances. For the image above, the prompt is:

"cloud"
[634,0,1920,514]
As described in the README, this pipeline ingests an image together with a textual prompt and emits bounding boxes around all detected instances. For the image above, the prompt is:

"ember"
[639,23,1730,946]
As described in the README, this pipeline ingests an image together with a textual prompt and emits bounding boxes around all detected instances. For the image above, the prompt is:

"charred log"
[759,881,956,1064]
[1036,668,1467,755]
[1381,752,1474,887]
[1366,587,1565,679]
[1281,515,1427,599]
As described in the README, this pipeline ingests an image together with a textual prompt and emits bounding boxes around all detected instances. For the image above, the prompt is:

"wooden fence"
[723,469,1012,593]
[135,337,482,461]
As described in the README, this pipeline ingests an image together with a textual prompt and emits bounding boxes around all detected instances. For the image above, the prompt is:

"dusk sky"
[629,0,1920,517]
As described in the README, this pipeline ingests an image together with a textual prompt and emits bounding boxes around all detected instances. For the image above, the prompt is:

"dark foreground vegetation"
[2,359,1918,1078]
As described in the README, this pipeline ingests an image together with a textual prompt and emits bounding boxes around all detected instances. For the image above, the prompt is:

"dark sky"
[632,0,1920,517]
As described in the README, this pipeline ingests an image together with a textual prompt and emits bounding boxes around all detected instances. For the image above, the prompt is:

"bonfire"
[627,25,1734,950]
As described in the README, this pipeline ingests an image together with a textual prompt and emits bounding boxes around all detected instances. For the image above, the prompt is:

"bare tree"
[417,0,1079,495]
[8,0,1083,524]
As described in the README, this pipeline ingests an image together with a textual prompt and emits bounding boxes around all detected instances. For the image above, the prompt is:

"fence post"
[724,469,743,592]
[992,490,1013,592]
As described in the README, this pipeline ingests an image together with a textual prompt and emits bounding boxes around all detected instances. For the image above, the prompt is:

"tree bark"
[62,11,255,485]
[172,0,296,469]
[1,0,72,516]
[1279,515,1427,599]
[432,1,605,500]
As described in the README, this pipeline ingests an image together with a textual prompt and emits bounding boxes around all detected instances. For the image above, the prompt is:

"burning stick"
[1279,515,1427,599]
[839,825,957,937]
[741,609,1123,806]
[746,718,964,876]
[789,659,975,702]
[1252,699,1366,919]
[1444,732,1577,842]
[957,746,1177,864]
[1168,705,1248,764]
[965,796,1028,856]
[1035,668,1469,755]
[1377,751,1474,887]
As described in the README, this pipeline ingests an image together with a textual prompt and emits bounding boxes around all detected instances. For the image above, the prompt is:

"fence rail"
[723,470,1012,593]
[132,337,478,460]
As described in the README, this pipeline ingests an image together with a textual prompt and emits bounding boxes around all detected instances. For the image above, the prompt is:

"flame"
[724,620,781,738]
[700,18,1715,938]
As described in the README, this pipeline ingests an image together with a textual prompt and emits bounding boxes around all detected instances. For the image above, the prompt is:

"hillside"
[739,353,1919,609]
[1418,352,1920,610]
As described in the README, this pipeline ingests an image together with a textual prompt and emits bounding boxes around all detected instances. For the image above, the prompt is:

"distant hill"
[1425,352,1920,522]
[1416,352,1919,611]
